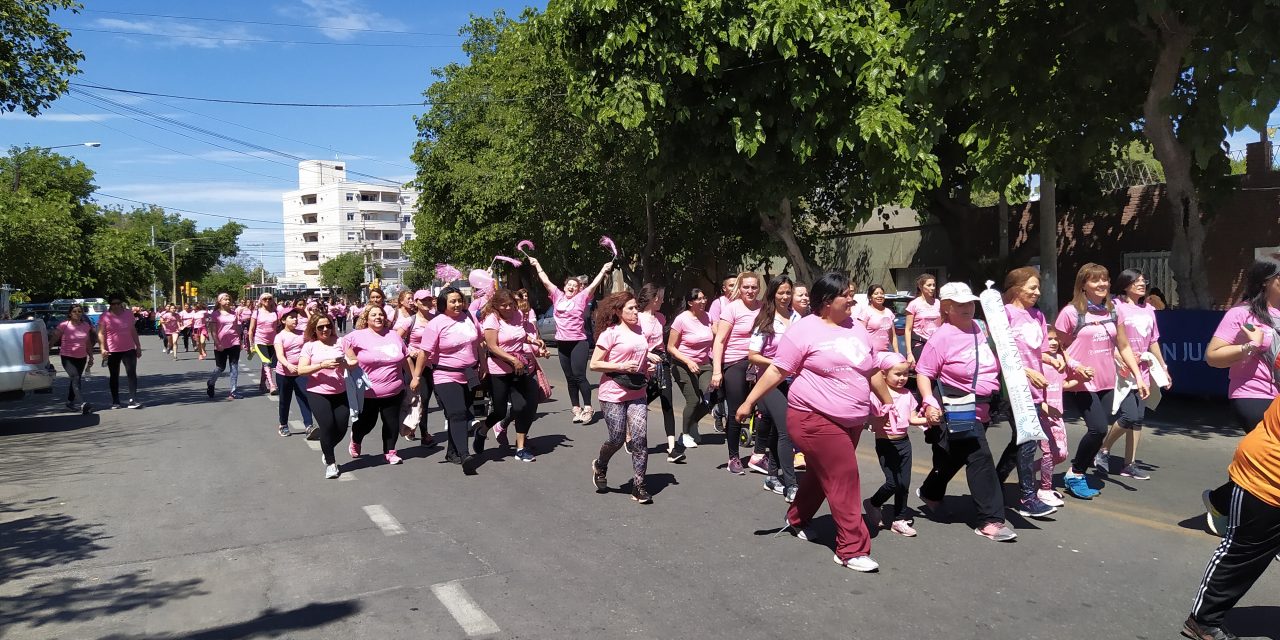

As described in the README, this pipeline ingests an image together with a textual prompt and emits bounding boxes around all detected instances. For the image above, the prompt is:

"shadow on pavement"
[0,499,206,634]
[96,600,362,640]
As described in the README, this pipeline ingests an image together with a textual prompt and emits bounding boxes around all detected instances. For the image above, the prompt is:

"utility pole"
[150,225,157,310]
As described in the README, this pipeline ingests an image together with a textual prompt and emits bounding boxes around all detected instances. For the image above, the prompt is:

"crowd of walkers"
[44,255,1280,640]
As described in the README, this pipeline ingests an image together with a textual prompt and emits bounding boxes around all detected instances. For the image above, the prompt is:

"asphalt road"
[1,344,1276,639]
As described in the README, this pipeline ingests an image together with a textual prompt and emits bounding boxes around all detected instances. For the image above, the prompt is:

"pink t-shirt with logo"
[99,308,137,353]
[717,299,760,365]
[770,315,878,427]
[57,320,92,358]
[857,305,897,353]
[550,285,591,342]
[481,311,534,375]
[251,309,279,345]
[670,311,714,365]
[594,322,651,403]
[300,340,345,394]
[870,387,921,438]
[1212,305,1280,400]
[1114,298,1160,383]
[236,306,252,326]
[210,309,242,351]
[274,329,306,376]
[1054,305,1118,393]
[915,322,1001,422]
[345,328,406,398]
[907,297,941,341]
[1005,303,1048,403]
[422,313,481,386]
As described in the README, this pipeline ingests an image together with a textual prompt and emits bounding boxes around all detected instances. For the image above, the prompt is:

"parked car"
[536,308,557,346]
[15,311,67,353]
[0,318,56,401]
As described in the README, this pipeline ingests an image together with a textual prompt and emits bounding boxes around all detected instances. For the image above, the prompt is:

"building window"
[334,165,343,171]
[304,252,320,262]
[347,232,357,241]
[383,232,399,241]
[347,213,355,221]
[301,194,317,205]
[303,233,319,243]
[404,234,413,242]
[383,251,400,260]
[345,193,354,201]
[302,214,317,224]
[360,192,377,202]
[402,215,412,224]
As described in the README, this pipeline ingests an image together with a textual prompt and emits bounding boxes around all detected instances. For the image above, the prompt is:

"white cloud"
[92,18,256,49]
[0,112,123,122]
[293,0,406,41]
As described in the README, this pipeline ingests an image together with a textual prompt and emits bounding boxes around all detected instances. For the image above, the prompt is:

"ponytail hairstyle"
[914,273,937,299]
[635,282,664,313]
[752,275,794,336]
[1241,258,1280,326]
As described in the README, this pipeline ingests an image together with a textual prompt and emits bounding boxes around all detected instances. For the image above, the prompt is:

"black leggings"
[416,369,435,434]
[557,339,592,407]
[106,350,138,404]
[435,381,473,458]
[672,361,711,437]
[352,391,403,454]
[61,356,87,405]
[1208,397,1274,514]
[647,367,676,440]
[870,437,912,522]
[756,383,796,487]
[487,373,538,435]
[256,344,277,368]
[180,327,192,350]
[209,346,241,391]
[306,391,350,465]
[919,421,1004,525]
[1068,389,1117,474]
[721,359,750,458]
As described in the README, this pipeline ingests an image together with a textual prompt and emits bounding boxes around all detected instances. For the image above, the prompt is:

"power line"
[95,192,283,225]
[69,81,568,109]
[72,27,460,48]
[79,9,463,37]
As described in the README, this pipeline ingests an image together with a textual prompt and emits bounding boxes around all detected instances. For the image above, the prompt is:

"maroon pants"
[786,408,870,560]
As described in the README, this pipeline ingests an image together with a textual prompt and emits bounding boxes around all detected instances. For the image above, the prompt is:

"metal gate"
[1123,251,1177,307]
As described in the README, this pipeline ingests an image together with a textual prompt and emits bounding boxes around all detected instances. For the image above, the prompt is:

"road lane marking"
[306,440,321,451]
[362,504,405,536]
[431,581,500,636]
[338,473,356,482]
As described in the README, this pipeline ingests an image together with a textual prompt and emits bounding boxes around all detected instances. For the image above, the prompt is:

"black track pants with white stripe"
[1188,482,1280,627]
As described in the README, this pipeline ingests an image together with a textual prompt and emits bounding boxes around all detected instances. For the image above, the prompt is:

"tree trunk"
[997,193,1010,260]
[1141,12,1211,309]
[641,193,657,285]
[759,197,815,285]
[1039,175,1059,319]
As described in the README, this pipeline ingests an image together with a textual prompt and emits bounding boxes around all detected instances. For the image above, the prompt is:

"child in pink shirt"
[1038,329,1079,503]
[865,352,928,537]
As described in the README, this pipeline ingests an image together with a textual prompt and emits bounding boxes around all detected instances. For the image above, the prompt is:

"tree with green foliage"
[0,0,84,116]
[198,262,252,301]
[319,252,366,296]
[0,188,82,295]
[543,0,941,284]
[410,11,761,291]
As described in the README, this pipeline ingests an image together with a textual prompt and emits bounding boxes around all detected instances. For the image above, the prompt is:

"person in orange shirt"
[1182,394,1280,640]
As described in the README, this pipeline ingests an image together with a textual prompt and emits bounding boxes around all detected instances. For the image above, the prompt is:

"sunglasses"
[316,324,333,330]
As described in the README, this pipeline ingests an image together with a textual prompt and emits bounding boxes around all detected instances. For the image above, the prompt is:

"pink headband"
[875,351,906,371]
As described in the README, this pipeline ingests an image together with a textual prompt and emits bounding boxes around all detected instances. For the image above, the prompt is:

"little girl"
[1038,329,1080,507]
[866,352,929,536]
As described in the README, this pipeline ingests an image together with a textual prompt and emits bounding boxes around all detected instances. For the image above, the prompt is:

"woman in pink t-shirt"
[247,293,281,395]
[667,287,714,449]
[298,313,350,479]
[356,288,392,330]
[272,309,313,438]
[905,273,940,365]
[52,303,95,414]
[160,304,181,358]
[529,256,613,424]
[206,292,245,400]
[857,284,899,355]
[179,304,195,353]
[636,283,680,462]
[479,289,548,462]
[415,286,484,473]
[345,305,410,465]
[914,281,1018,541]
[1053,263,1148,500]
[1096,268,1171,479]
[792,284,811,318]
[711,271,762,475]
[737,272,893,571]
[190,305,208,360]
[97,294,143,409]
[746,275,798,497]
[1203,257,1280,525]
[588,291,654,503]
[404,289,438,446]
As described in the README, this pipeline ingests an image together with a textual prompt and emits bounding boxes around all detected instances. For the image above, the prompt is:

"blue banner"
[1155,310,1229,397]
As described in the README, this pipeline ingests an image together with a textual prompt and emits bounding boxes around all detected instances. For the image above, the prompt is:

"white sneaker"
[835,554,879,572]
[681,434,698,448]
[324,464,340,479]
[1094,450,1110,473]
[1037,489,1065,508]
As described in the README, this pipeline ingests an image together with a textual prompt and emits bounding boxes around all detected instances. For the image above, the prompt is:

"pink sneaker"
[890,520,918,537]
[349,441,361,458]
[385,450,403,465]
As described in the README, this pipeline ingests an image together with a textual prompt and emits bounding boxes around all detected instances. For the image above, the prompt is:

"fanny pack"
[936,327,995,439]
[435,364,481,390]
[607,371,648,390]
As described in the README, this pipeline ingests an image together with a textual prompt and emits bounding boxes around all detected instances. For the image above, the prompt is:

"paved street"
[1,348,1276,640]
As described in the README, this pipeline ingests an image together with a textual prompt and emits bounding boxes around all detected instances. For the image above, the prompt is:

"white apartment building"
[281,160,418,290]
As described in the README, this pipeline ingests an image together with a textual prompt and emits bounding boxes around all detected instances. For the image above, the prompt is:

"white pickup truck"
[0,318,57,401]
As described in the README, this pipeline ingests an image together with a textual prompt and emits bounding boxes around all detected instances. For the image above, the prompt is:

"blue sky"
[1,1,1274,276]
[0,0,536,274]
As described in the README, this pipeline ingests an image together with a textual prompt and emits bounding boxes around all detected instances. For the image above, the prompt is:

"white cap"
[939,282,980,303]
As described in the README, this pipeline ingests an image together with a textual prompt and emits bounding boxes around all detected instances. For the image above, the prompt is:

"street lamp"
[10,142,102,191]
